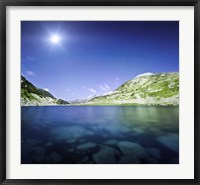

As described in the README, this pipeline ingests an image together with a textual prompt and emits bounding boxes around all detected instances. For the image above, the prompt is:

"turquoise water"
[21,106,179,164]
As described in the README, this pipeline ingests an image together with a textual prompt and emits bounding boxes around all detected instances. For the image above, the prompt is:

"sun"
[50,35,60,44]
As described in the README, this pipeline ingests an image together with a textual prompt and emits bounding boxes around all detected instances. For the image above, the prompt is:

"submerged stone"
[49,152,63,163]
[77,142,96,151]
[22,156,33,164]
[66,139,76,143]
[117,141,146,158]
[146,148,161,159]
[52,126,94,140]
[132,128,144,134]
[104,139,118,146]
[81,156,90,163]
[45,142,53,147]
[32,146,46,163]
[79,139,86,143]
[157,133,179,152]
[100,125,122,135]
[170,157,179,163]
[92,146,117,164]
[27,139,40,146]
[119,155,140,164]
[144,156,158,164]
[68,148,75,152]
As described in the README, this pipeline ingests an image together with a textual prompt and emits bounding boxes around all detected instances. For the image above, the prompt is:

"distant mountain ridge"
[21,72,179,106]
[21,76,69,106]
[88,72,179,106]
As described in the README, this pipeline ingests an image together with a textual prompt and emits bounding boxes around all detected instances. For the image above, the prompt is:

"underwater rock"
[22,156,33,164]
[146,148,161,159]
[92,146,117,164]
[32,146,46,163]
[103,126,130,135]
[81,156,90,163]
[27,139,40,146]
[117,141,146,158]
[21,144,33,164]
[119,155,140,164]
[132,128,144,134]
[170,157,179,163]
[66,139,76,143]
[45,142,53,147]
[104,139,118,146]
[49,152,63,163]
[144,156,158,164]
[77,142,96,151]
[79,139,86,143]
[157,133,179,152]
[97,125,120,135]
[68,148,75,152]
[52,126,94,140]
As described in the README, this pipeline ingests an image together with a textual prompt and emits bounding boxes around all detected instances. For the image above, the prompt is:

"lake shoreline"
[21,104,179,107]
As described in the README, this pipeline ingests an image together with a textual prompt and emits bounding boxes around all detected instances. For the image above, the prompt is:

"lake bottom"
[21,106,179,164]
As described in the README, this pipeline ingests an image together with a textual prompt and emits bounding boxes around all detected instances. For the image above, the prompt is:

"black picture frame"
[0,0,199,184]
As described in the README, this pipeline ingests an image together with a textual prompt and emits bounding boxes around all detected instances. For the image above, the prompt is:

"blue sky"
[21,21,179,101]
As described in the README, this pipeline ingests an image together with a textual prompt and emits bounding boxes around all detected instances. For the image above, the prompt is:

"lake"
[21,106,179,164]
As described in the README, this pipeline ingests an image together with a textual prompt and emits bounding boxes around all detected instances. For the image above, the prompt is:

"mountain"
[69,95,98,104]
[69,98,91,104]
[21,76,69,106]
[88,72,179,106]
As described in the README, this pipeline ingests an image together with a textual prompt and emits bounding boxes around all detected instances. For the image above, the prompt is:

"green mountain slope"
[21,76,69,106]
[89,72,179,106]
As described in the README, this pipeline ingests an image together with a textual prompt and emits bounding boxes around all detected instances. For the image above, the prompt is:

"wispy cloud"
[115,77,120,86]
[43,88,49,92]
[89,88,96,93]
[65,88,75,95]
[99,83,113,96]
[83,84,112,98]
[26,70,35,76]
[99,83,110,92]
[23,56,35,62]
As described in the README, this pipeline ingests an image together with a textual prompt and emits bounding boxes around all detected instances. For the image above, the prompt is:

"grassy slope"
[21,76,69,105]
[88,72,179,106]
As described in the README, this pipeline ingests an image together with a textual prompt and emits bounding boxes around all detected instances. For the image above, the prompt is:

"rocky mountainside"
[21,76,69,106]
[88,72,179,106]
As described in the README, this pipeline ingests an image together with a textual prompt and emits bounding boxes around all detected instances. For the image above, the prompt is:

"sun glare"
[51,35,60,44]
